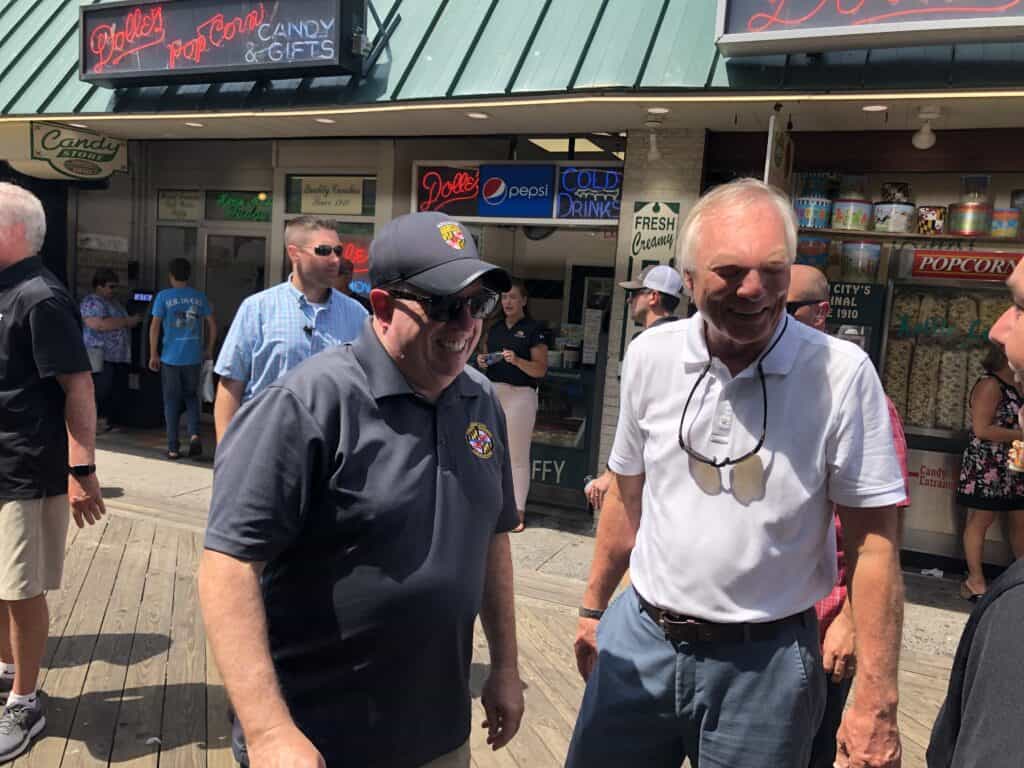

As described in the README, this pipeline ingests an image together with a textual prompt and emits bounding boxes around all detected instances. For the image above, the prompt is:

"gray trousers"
[566,586,826,768]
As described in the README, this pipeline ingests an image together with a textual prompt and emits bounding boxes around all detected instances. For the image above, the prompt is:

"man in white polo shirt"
[567,179,906,768]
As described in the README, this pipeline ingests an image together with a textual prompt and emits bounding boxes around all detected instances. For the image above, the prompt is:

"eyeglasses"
[786,299,824,315]
[626,288,651,300]
[309,244,344,257]
[677,316,788,468]
[386,288,500,323]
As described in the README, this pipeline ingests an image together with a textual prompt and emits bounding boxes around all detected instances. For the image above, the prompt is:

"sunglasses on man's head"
[786,299,824,315]
[386,287,500,323]
[310,244,344,257]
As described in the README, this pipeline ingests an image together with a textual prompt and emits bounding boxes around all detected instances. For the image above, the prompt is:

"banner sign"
[30,122,127,179]
[556,166,622,220]
[630,201,680,262]
[158,189,202,221]
[417,166,479,216]
[299,176,363,215]
[911,250,1022,282]
[716,0,1024,55]
[477,165,555,218]
[80,0,367,87]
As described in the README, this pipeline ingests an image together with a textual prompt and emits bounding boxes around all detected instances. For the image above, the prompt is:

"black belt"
[637,591,809,644]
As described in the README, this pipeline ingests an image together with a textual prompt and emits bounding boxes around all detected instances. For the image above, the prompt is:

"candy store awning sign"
[715,0,1024,55]
[30,122,127,179]
[631,202,680,262]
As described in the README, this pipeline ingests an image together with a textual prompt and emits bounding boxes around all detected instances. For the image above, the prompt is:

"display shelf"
[892,277,1010,292]
[800,227,1024,247]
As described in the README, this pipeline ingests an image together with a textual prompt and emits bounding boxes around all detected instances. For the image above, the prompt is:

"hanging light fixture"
[912,106,942,150]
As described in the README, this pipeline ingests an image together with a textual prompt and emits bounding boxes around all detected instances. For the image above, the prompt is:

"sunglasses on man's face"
[309,244,344,257]
[786,299,823,315]
[387,288,500,323]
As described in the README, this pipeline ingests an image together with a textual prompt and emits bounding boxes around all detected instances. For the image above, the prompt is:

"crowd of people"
[1,177,1023,767]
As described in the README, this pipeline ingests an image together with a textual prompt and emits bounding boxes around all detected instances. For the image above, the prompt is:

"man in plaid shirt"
[788,265,910,768]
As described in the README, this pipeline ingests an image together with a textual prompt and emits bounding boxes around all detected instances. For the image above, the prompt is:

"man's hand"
[68,473,105,528]
[584,473,611,511]
[501,349,518,366]
[246,722,325,768]
[148,356,161,372]
[834,705,901,768]
[573,616,600,681]
[480,665,524,750]
[822,607,856,683]
[476,353,489,369]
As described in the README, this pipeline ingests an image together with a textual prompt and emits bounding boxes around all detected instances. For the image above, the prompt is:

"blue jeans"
[808,677,852,768]
[161,363,200,452]
[566,587,826,768]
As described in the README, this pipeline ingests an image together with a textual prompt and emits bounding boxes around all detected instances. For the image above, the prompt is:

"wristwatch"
[68,464,96,478]
[578,606,605,620]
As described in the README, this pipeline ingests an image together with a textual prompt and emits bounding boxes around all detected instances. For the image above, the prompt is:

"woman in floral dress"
[956,342,1024,600]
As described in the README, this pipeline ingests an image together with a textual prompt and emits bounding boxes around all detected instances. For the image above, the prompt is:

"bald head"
[787,265,830,332]
[788,265,829,303]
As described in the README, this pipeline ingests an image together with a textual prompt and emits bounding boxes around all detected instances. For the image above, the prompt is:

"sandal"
[959,581,984,602]
[167,450,180,460]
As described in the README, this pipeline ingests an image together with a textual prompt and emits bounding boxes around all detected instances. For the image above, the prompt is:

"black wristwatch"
[68,464,96,478]
[578,606,605,620]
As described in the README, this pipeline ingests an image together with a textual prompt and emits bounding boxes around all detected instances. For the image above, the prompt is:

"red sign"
[911,250,1022,282]
[417,167,480,216]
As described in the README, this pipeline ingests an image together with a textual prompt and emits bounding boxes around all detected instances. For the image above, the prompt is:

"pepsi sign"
[477,165,555,218]
[557,167,623,220]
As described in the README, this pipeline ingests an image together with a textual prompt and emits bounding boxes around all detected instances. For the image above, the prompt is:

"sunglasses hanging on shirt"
[677,316,789,468]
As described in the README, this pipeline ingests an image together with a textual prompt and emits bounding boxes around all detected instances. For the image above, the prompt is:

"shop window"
[285,175,376,217]
[155,226,197,290]
[205,191,272,222]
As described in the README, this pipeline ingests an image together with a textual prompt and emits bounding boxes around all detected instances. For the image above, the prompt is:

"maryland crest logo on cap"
[438,222,466,250]
[465,422,494,459]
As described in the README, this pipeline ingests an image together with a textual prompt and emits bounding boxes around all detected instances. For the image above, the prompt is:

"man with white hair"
[0,183,104,763]
[567,179,906,768]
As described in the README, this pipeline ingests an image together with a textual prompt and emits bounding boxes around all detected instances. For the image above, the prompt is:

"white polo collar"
[682,312,800,379]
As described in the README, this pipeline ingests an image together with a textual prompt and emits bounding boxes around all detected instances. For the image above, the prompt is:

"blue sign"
[477,165,555,218]
[557,167,623,220]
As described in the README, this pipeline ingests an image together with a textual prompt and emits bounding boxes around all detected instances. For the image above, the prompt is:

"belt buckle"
[659,613,711,643]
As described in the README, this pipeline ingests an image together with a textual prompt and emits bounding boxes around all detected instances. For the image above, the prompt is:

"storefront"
[9,0,1024,540]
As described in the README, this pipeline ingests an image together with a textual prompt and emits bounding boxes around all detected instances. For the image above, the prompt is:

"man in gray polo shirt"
[199,212,524,768]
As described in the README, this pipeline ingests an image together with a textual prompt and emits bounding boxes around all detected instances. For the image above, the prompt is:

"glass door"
[203,233,267,358]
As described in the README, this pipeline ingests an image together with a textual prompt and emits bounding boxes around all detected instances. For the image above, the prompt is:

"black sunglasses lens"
[423,292,497,322]
[314,245,343,256]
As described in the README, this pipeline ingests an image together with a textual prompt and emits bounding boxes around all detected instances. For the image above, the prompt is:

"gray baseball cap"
[618,264,683,298]
[369,212,511,295]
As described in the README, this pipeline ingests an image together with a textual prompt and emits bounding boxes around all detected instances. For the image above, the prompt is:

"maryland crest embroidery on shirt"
[438,222,466,250]
[465,422,494,459]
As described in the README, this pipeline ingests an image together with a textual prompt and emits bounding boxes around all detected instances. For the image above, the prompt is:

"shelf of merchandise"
[799,227,1024,248]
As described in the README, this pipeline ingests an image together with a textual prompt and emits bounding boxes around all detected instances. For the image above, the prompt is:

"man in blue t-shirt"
[149,258,216,459]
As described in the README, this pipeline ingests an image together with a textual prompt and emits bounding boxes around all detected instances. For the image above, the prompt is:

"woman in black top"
[956,342,1024,600]
[477,278,548,531]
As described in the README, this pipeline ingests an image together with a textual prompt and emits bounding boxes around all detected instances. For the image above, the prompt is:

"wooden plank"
[108,523,178,768]
[513,570,583,610]
[60,520,156,768]
[18,516,132,768]
[205,638,234,768]
[39,519,106,672]
[104,501,205,535]
[157,531,206,768]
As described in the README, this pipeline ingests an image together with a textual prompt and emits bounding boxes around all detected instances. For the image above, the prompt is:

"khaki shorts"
[420,741,470,768]
[0,496,70,601]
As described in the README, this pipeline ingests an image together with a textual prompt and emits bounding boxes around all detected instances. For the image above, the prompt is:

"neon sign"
[417,167,480,216]
[716,0,1024,55]
[80,0,365,87]
[556,167,622,220]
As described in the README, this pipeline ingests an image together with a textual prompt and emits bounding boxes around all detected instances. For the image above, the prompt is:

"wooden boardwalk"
[14,511,951,768]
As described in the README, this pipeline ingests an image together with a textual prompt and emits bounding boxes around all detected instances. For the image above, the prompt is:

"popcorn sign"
[911,250,1021,282]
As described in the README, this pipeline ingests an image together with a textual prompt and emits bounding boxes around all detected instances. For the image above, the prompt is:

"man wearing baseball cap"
[200,212,524,768]
[585,265,684,511]
[618,264,684,330]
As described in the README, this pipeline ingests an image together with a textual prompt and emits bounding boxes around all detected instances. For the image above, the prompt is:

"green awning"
[2,0,1023,118]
